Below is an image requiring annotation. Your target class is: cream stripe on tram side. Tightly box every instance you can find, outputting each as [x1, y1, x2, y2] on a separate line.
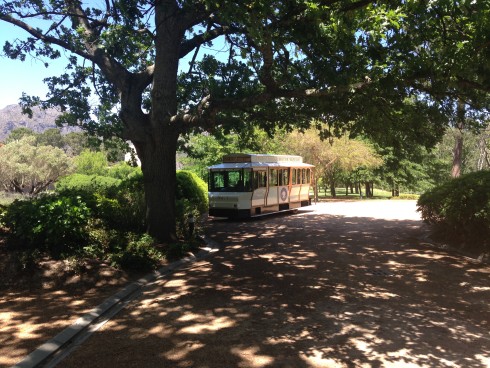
[208, 153, 315, 218]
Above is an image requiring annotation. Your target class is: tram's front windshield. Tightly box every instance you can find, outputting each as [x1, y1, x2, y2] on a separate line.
[209, 169, 252, 192]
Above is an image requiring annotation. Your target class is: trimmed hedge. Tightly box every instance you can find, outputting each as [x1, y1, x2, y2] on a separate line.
[417, 170, 490, 250]
[56, 174, 121, 192]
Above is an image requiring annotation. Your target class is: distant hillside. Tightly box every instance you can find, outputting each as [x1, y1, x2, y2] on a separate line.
[0, 104, 77, 142]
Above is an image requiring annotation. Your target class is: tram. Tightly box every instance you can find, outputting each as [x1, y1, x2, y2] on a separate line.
[208, 153, 315, 218]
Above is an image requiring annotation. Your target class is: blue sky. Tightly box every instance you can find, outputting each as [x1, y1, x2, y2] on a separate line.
[0, 13, 228, 111]
[0, 21, 70, 109]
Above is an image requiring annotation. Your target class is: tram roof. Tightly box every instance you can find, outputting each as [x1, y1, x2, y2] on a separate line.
[208, 153, 314, 170]
[222, 153, 304, 164]
[208, 162, 314, 170]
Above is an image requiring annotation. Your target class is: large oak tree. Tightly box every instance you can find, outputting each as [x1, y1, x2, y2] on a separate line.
[1, 0, 487, 241]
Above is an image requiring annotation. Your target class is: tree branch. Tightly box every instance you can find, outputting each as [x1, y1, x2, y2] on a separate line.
[180, 25, 230, 58]
[456, 76, 490, 94]
[0, 13, 93, 60]
[213, 78, 373, 110]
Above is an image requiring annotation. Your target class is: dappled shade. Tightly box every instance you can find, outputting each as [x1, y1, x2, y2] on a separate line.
[59, 205, 490, 367]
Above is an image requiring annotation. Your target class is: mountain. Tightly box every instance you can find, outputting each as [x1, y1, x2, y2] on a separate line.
[0, 104, 74, 142]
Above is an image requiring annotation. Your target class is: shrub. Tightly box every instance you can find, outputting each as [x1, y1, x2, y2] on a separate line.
[56, 174, 120, 193]
[100, 174, 146, 231]
[105, 162, 141, 180]
[417, 170, 490, 249]
[175, 170, 208, 237]
[176, 170, 208, 213]
[107, 233, 163, 270]
[3, 194, 91, 256]
[56, 173, 145, 232]
[74, 150, 109, 175]
[3, 167, 209, 272]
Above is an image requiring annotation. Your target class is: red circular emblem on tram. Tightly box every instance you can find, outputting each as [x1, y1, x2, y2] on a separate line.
[280, 187, 288, 201]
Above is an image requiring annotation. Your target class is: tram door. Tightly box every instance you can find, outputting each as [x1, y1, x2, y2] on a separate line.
[252, 170, 267, 208]
[265, 168, 290, 206]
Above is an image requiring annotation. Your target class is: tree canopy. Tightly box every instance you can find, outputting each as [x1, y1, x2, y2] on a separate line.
[0, 136, 73, 195]
[1, 0, 488, 241]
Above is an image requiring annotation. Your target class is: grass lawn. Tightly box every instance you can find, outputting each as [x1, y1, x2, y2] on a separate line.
[312, 187, 419, 200]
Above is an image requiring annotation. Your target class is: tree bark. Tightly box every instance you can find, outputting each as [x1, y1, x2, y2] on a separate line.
[365, 182, 371, 197]
[129, 2, 185, 242]
[136, 128, 179, 242]
[451, 99, 465, 178]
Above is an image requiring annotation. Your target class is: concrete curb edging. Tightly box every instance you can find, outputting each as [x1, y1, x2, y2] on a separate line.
[12, 237, 222, 368]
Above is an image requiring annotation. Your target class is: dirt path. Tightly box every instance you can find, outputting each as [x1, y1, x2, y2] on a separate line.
[53, 200, 489, 368]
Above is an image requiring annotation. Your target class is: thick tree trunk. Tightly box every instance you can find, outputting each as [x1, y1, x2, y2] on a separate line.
[135, 2, 184, 242]
[365, 182, 371, 197]
[330, 180, 336, 197]
[451, 99, 465, 178]
[137, 129, 179, 242]
[477, 135, 490, 170]
[451, 132, 463, 178]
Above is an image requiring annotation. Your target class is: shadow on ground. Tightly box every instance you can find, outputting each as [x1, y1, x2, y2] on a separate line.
[59, 210, 490, 367]
[0, 256, 136, 367]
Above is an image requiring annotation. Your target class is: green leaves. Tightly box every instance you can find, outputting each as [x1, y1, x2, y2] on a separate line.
[3, 195, 91, 255]
[0, 136, 74, 195]
[417, 170, 490, 249]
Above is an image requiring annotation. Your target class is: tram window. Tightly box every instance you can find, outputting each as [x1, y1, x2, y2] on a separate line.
[279, 169, 289, 186]
[253, 171, 267, 189]
[295, 169, 302, 184]
[210, 169, 252, 192]
[306, 169, 311, 183]
[211, 173, 224, 189]
[269, 169, 278, 186]
[243, 170, 252, 191]
[292, 169, 296, 185]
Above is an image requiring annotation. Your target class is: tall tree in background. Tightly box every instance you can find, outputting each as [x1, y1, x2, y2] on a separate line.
[0, 136, 73, 194]
[284, 128, 382, 197]
[400, 1, 490, 178]
[1, 0, 485, 241]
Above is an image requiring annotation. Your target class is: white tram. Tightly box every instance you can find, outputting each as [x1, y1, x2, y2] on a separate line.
[208, 153, 315, 218]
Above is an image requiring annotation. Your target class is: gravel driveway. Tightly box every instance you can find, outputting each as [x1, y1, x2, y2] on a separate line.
[56, 200, 490, 367]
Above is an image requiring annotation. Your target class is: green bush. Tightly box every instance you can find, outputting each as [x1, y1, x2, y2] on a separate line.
[105, 162, 141, 180]
[100, 174, 146, 232]
[74, 150, 109, 176]
[176, 170, 208, 213]
[107, 233, 163, 270]
[417, 170, 490, 249]
[175, 170, 208, 237]
[3, 195, 91, 256]
[56, 174, 121, 193]
[2, 168, 209, 271]
[56, 173, 145, 232]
